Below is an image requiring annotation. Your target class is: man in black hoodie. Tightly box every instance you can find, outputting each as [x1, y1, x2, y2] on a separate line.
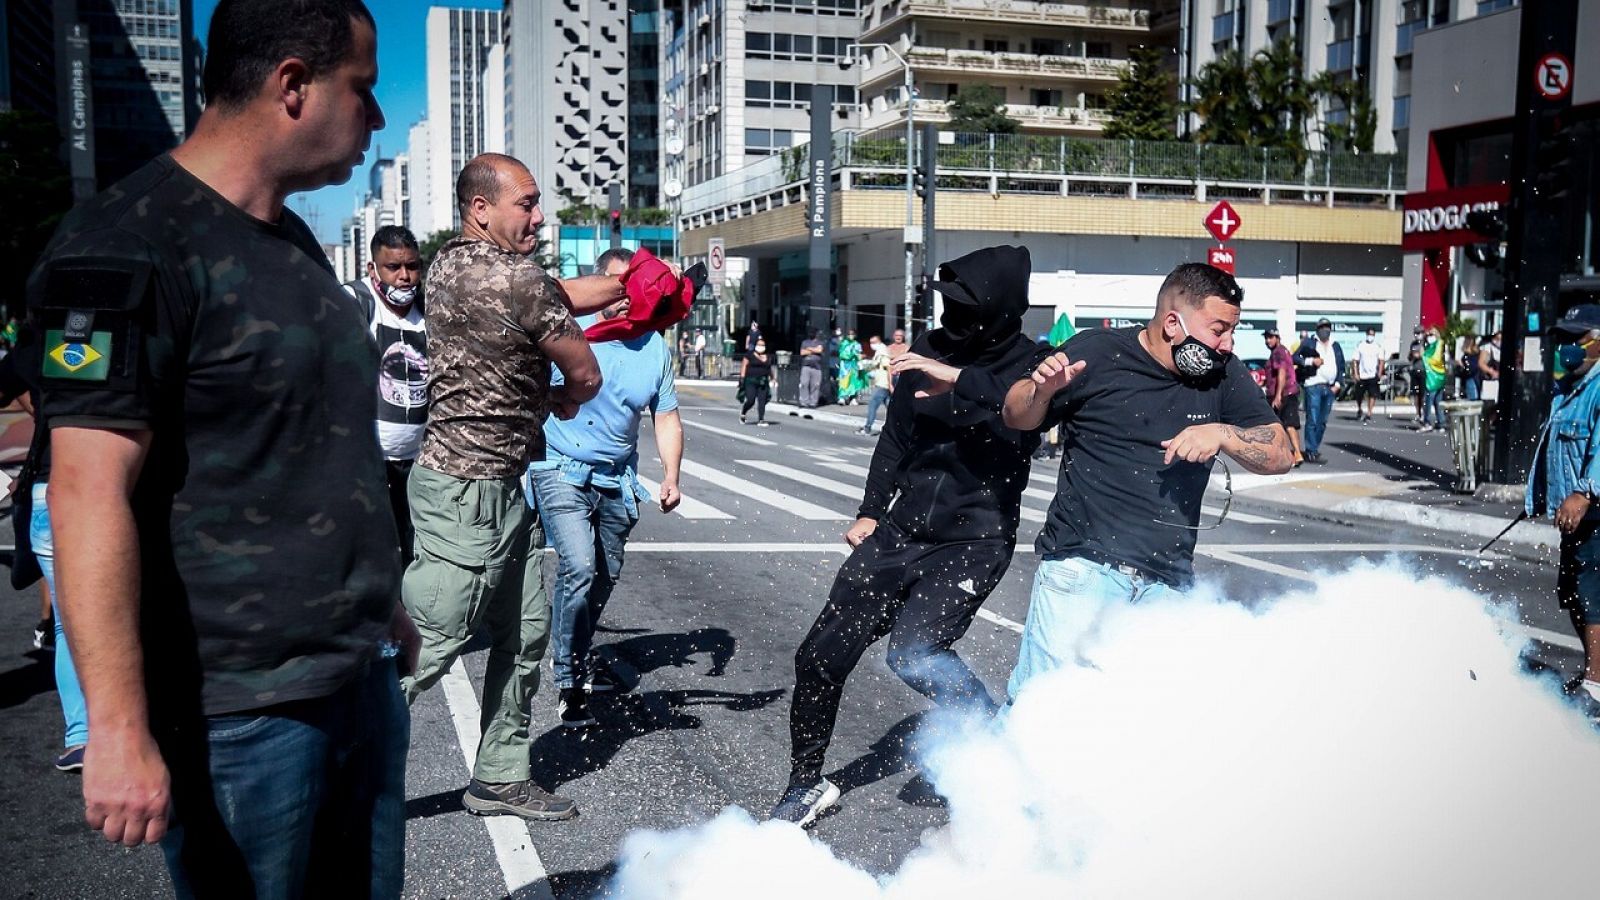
[770, 246, 1043, 827]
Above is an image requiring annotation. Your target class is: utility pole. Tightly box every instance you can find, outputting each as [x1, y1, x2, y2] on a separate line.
[919, 122, 938, 329]
[1489, 0, 1580, 485]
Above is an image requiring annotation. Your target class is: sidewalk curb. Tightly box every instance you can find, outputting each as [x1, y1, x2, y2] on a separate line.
[1328, 497, 1557, 550]
[1223, 494, 1555, 565]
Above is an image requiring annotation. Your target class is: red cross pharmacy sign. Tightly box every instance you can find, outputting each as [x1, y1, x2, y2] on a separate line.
[1204, 201, 1241, 243]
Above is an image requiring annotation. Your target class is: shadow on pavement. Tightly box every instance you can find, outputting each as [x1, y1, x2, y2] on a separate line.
[607, 627, 737, 680]
[538, 864, 616, 898]
[1327, 441, 1456, 487]
[531, 686, 786, 792]
[827, 712, 927, 797]
[0, 651, 56, 711]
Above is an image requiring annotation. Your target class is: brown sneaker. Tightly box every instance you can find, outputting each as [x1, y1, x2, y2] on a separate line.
[463, 779, 578, 821]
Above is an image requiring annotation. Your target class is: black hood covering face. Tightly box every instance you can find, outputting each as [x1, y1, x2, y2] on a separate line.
[910, 245, 1038, 432]
[925, 245, 1032, 367]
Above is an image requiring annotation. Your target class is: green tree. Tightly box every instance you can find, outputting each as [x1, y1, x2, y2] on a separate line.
[1247, 38, 1318, 155]
[946, 86, 1020, 135]
[1103, 45, 1178, 141]
[0, 111, 72, 319]
[1187, 49, 1255, 145]
[1311, 73, 1377, 154]
[1187, 39, 1318, 158]
[418, 228, 454, 271]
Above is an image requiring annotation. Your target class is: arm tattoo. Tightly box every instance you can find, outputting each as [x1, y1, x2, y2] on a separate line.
[1226, 424, 1277, 445]
[1225, 424, 1284, 469]
[550, 314, 584, 342]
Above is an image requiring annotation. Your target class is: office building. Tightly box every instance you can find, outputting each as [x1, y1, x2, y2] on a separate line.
[1, 0, 57, 118]
[504, 0, 632, 217]
[423, 5, 504, 234]
[407, 117, 434, 239]
[661, 0, 863, 193]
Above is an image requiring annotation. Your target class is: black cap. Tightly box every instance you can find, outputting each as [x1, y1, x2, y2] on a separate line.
[1316, 318, 1333, 329]
[1263, 328, 1280, 338]
[1552, 305, 1600, 334]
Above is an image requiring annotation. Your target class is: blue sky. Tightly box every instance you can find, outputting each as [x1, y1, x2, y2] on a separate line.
[195, 0, 502, 242]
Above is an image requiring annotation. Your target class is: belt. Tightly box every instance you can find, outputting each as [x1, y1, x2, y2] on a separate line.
[1066, 548, 1165, 587]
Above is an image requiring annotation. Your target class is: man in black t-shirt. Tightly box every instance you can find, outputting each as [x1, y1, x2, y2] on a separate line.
[901, 264, 1292, 700]
[28, 2, 415, 894]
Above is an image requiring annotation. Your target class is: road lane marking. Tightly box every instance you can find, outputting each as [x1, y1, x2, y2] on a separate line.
[735, 459, 869, 502]
[977, 608, 1025, 633]
[802, 459, 1049, 523]
[1196, 548, 1584, 652]
[629, 542, 852, 553]
[681, 419, 777, 446]
[440, 661, 553, 898]
[636, 475, 734, 520]
[679, 459, 850, 520]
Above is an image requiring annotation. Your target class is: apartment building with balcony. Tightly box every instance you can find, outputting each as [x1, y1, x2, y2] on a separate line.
[660, 0, 864, 195]
[852, 0, 1176, 136]
[1187, 0, 1526, 156]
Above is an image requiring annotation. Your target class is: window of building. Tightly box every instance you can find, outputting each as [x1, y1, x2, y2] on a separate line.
[1086, 41, 1113, 58]
[1393, 95, 1410, 130]
[1030, 88, 1064, 107]
[1032, 38, 1065, 56]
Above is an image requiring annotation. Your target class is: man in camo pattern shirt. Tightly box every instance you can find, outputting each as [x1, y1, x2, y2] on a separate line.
[402, 153, 614, 821]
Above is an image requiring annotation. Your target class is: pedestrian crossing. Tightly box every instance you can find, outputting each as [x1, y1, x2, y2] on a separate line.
[639, 444, 1276, 529]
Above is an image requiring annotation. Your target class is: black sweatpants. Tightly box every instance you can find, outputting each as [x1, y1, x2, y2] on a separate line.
[386, 458, 415, 567]
[788, 519, 1012, 785]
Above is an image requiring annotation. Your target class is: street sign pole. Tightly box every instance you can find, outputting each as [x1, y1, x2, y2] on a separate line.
[1490, 0, 1580, 486]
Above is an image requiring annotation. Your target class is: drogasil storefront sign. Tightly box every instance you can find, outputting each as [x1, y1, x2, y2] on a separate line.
[1401, 184, 1510, 252]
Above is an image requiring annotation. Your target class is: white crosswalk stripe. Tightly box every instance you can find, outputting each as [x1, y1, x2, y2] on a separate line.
[678, 459, 850, 520]
[636, 476, 734, 520]
[681, 419, 776, 446]
[802, 459, 1048, 523]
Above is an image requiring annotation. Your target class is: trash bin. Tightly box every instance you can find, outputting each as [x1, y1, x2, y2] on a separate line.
[1443, 400, 1485, 494]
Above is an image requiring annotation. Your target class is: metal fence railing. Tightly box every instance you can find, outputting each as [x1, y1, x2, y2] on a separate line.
[678, 130, 1405, 227]
[840, 131, 1404, 190]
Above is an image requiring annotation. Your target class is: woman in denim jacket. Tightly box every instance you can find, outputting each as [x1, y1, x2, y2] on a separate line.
[1528, 305, 1600, 708]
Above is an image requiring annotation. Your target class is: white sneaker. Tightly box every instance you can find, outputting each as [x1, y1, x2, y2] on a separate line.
[770, 778, 840, 827]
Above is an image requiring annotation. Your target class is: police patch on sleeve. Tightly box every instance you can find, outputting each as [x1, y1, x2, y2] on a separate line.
[43, 329, 113, 381]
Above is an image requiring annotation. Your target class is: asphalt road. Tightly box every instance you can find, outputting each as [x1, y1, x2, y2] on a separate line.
[0, 384, 1577, 898]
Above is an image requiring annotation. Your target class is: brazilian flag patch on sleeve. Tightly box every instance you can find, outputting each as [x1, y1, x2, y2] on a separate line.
[43, 329, 113, 381]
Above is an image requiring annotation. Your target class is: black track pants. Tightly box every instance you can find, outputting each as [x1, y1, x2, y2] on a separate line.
[787, 520, 1012, 785]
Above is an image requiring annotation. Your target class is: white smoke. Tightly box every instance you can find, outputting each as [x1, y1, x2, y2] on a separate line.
[611, 563, 1600, 899]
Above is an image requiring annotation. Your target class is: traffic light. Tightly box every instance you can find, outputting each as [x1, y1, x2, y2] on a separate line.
[913, 170, 929, 199]
[1464, 208, 1506, 270]
[607, 183, 623, 249]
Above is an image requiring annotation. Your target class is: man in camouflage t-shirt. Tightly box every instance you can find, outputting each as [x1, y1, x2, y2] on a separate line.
[402, 153, 604, 821]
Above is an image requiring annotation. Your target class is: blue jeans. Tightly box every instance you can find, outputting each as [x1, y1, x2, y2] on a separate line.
[863, 386, 891, 432]
[1302, 384, 1334, 454]
[532, 469, 640, 690]
[32, 482, 88, 748]
[1423, 388, 1444, 427]
[1463, 378, 1480, 401]
[1009, 557, 1179, 701]
[160, 661, 409, 898]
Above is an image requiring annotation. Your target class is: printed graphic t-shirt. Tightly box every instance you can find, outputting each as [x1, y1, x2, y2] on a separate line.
[345, 279, 429, 460]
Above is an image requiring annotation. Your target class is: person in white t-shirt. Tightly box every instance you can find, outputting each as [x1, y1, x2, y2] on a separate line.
[1353, 328, 1385, 423]
[1480, 330, 1502, 403]
[344, 225, 429, 564]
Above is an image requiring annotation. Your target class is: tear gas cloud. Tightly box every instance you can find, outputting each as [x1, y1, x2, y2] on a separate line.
[612, 563, 1600, 899]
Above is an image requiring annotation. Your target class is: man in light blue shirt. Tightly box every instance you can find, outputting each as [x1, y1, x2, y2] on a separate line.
[528, 248, 684, 728]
